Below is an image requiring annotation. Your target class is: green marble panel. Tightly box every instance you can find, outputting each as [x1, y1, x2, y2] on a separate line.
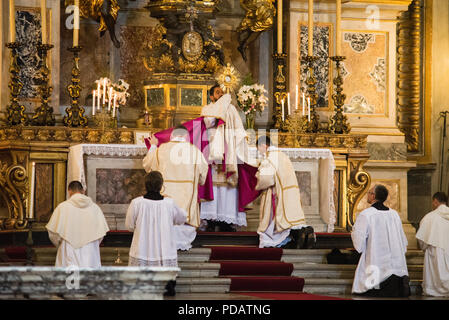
[181, 88, 203, 106]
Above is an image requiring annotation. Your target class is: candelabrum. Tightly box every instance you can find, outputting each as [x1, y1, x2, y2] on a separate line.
[31, 44, 55, 126]
[274, 91, 290, 132]
[288, 109, 309, 147]
[329, 56, 351, 134]
[304, 55, 320, 133]
[64, 46, 88, 127]
[92, 100, 118, 131]
[5, 42, 28, 126]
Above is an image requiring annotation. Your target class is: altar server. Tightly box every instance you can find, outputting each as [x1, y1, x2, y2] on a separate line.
[351, 185, 410, 297]
[143, 125, 208, 250]
[46, 181, 109, 268]
[126, 171, 187, 267]
[255, 136, 308, 248]
[416, 192, 449, 297]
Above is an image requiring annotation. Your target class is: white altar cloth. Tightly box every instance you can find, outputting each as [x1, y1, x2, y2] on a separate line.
[67, 144, 336, 232]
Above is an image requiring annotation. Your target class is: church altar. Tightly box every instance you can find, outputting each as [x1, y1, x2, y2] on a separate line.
[67, 144, 337, 233]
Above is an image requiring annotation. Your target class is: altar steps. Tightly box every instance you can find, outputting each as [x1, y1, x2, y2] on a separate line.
[32, 247, 425, 296]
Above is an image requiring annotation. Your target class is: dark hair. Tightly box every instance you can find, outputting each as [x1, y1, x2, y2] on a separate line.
[256, 136, 271, 147]
[209, 84, 221, 97]
[172, 124, 188, 137]
[433, 192, 448, 204]
[374, 185, 389, 203]
[68, 181, 84, 192]
[145, 171, 164, 193]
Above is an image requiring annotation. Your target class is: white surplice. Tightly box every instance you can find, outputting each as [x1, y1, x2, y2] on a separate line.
[125, 196, 187, 267]
[416, 204, 449, 297]
[46, 193, 109, 268]
[351, 206, 409, 294]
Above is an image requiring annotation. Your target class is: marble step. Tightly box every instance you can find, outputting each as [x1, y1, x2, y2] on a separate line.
[176, 277, 231, 293]
[302, 278, 423, 296]
[291, 263, 423, 280]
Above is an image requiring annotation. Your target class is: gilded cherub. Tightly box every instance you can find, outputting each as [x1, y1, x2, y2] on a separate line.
[237, 0, 276, 61]
[65, 0, 121, 48]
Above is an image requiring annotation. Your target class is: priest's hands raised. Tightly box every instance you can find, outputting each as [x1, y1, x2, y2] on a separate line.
[149, 134, 159, 146]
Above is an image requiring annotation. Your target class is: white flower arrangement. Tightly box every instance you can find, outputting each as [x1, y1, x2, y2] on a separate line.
[237, 83, 268, 115]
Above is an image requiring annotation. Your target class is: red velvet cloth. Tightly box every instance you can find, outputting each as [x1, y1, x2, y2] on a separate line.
[229, 276, 305, 292]
[219, 261, 294, 276]
[209, 247, 283, 261]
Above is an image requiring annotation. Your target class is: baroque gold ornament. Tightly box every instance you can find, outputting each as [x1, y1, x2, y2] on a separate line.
[182, 31, 204, 61]
[215, 63, 241, 93]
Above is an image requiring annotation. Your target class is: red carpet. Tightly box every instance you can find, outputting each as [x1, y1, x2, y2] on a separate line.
[236, 292, 350, 300]
[219, 261, 293, 276]
[229, 276, 305, 292]
[210, 246, 283, 261]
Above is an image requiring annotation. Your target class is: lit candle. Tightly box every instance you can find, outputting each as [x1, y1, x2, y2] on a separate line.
[295, 85, 299, 110]
[29, 162, 36, 219]
[307, 97, 311, 122]
[277, 0, 283, 54]
[336, 0, 342, 56]
[9, 0, 16, 43]
[281, 99, 285, 121]
[73, 0, 80, 47]
[302, 93, 306, 116]
[92, 90, 96, 115]
[308, 0, 314, 56]
[287, 93, 291, 115]
[103, 79, 107, 105]
[108, 87, 113, 111]
[97, 81, 101, 110]
[41, 0, 47, 44]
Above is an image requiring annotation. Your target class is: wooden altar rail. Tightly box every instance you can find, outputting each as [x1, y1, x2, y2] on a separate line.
[0, 126, 370, 232]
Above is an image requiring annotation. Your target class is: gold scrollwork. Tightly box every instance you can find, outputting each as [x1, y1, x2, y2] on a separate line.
[347, 159, 371, 229]
[0, 161, 28, 230]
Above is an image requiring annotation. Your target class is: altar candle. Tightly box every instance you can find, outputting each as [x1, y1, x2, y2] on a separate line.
[103, 79, 107, 105]
[9, 0, 16, 43]
[287, 93, 291, 115]
[41, 0, 47, 44]
[73, 0, 80, 47]
[302, 93, 305, 116]
[281, 99, 285, 122]
[336, 0, 342, 56]
[307, 97, 311, 122]
[108, 87, 113, 111]
[277, 0, 283, 54]
[97, 82, 101, 109]
[308, 0, 314, 56]
[92, 90, 96, 115]
[29, 162, 36, 219]
[295, 85, 299, 110]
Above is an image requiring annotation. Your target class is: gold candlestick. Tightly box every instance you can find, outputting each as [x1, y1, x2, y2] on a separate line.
[304, 55, 319, 133]
[64, 46, 88, 127]
[31, 44, 55, 126]
[329, 56, 351, 134]
[5, 42, 28, 126]
[288, 109, 309, 147]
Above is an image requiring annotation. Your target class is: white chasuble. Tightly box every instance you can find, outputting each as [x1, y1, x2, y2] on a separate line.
[255, 148, 306, 240]
[46, 193, 109, 268]
[142, 140, 208, 228]
[416, 204, 449, 296]
[351, 207, 409, 294]
[126, 197, 187, 266]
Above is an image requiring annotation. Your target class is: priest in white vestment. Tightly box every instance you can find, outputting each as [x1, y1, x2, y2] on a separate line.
[351, 185, 410, 297]
[142, 125, 209, 250]
[255, 136, 308, 248]
[126, 171, 187, 267]
[416, 192, 449, 297]
[200, 84, 250, 231]
[46, 181, 109, 268]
